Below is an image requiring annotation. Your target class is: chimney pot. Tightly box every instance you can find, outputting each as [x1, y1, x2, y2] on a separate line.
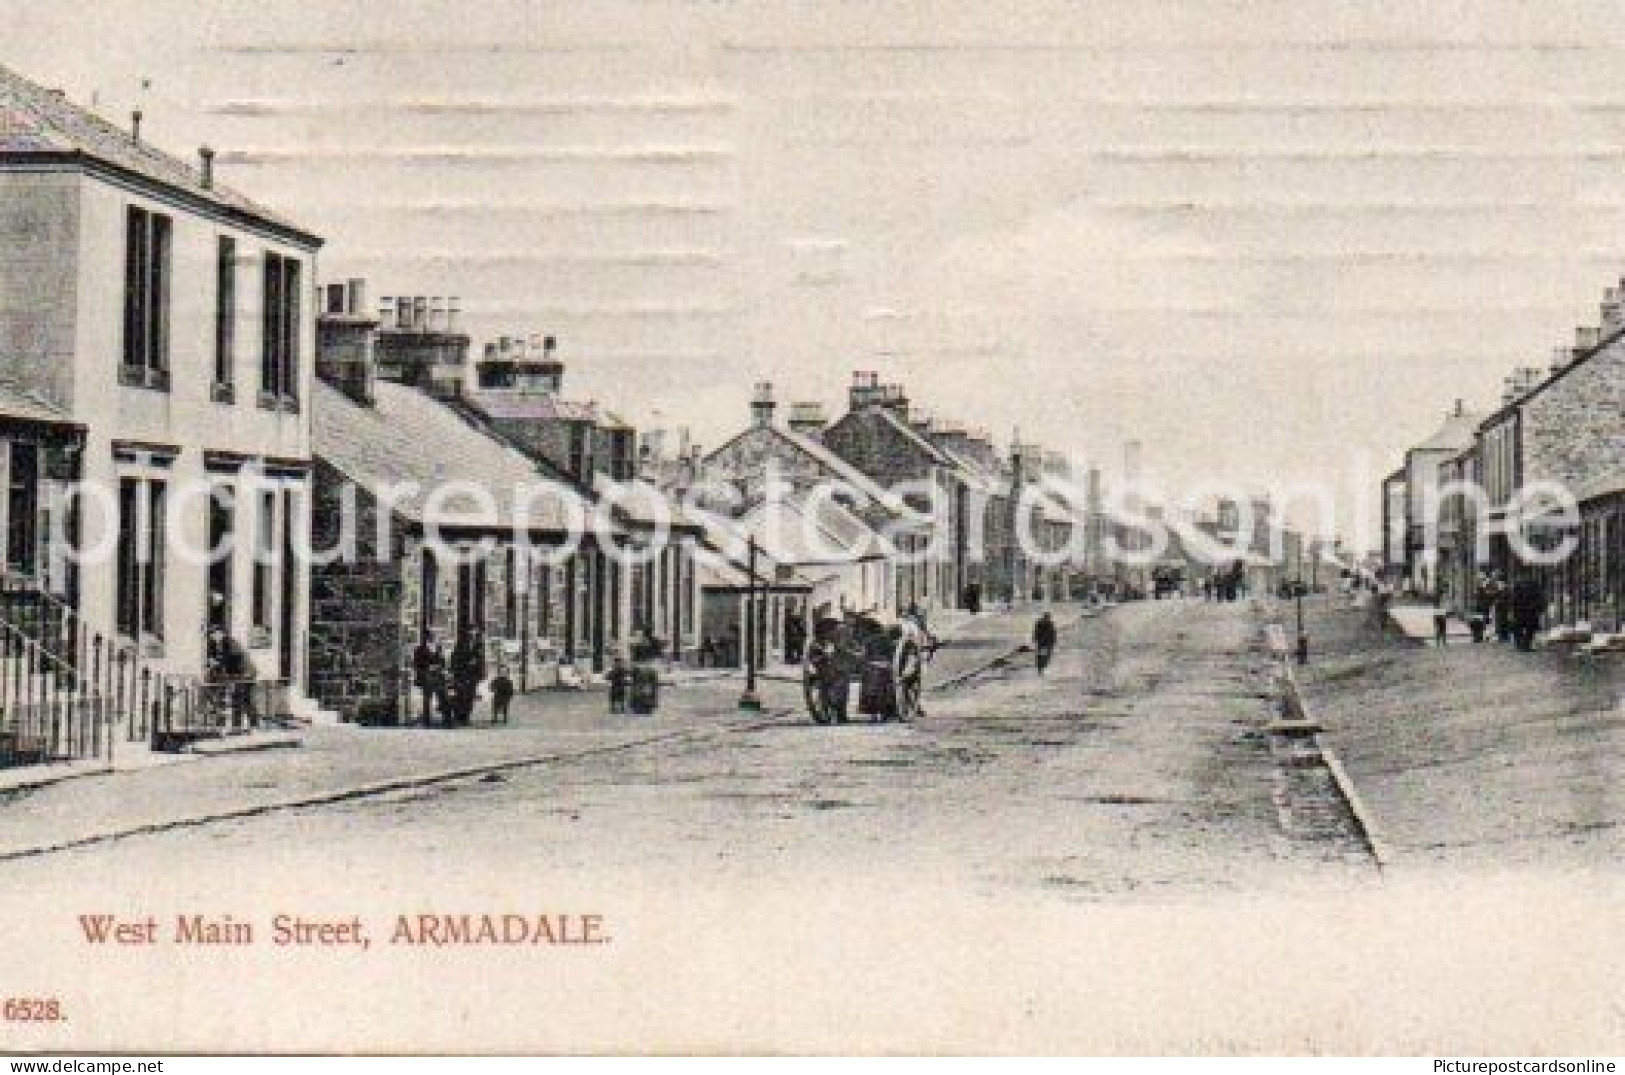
[750, 382, 777, 427]
[130, 109, 143, 143]
[198, 145, 215, 189]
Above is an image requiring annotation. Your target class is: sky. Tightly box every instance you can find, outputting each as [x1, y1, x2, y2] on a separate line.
[8, 1, 1625, 549]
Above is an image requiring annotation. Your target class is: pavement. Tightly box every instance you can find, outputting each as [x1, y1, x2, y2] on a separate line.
[0, 606, 1087, 859]
[0, 674, 801, 860]
[1386, 601, 1476, 644]
[1295, 593, 1625, 869]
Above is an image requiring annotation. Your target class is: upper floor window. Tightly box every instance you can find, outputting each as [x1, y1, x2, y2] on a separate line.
[260, 252, 302, 410]
[121, 207, 172, 390]
[568, 424, 593, 479]
[213, 236, 237, 402]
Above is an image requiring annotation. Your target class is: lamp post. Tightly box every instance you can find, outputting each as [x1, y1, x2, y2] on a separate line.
[739, 534, 762, 711]
[1295, 573, 1309, 665]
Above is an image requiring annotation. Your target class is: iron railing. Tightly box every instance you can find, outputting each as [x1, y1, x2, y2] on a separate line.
[0, 572, 297, 766]
[0, 619, 118, 769]
[152, 678, 292, 751]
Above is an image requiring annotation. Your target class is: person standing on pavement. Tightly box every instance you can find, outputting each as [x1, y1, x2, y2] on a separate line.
[489, 666, 514, 725]
[412, 633, 447, 726]
[1032, 611, 1057, 676]
[1433, 609, 1449, 647]
[449, 631, 483, 726]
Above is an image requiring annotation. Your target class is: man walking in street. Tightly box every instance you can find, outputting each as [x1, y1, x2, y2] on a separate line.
[1033, 611, 1057, 676]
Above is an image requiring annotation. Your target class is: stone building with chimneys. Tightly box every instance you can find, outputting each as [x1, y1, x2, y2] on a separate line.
[1470, 281, 1625, 629]
[820, 372, 982, 611]
[0, 62, 323, 726]
[701, 381, 933, 615]
[309, 283, 637, 724]
[457, 332, 704, 667]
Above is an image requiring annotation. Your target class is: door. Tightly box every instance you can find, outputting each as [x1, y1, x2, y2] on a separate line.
[278, 488, 297, 682]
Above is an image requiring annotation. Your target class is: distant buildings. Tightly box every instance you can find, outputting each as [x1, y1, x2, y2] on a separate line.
[1385, 277, 1625, 638]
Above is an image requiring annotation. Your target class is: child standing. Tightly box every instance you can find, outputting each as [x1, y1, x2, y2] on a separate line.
[490, 667, 515, 724]
[607, 657, 630, 715]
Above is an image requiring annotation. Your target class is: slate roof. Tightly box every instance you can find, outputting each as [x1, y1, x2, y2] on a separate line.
[0, 383, 76, 427]
[472, 391, 601, 424]
[592, 473, 703, 533]
[1411, 409, 1483, 455]
[738, 489, 895, 566]
[872, 407, 956, 469]
[762, 425, 930, 524]
[686, 504, 813, 591]
[1574, 468, 1625, 505]
[0, 63, 317, 244]
[314, 381, 598, 534]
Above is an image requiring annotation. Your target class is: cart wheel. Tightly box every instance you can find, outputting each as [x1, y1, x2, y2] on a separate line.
[803, 656, 835, 725]
[892, 638, 923, 722]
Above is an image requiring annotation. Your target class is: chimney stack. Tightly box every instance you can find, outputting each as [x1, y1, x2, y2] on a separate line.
[316, 279, 379, 407]
[1602, 287, 1623, 333]
[130, 109, 142, 144]
[750, 381, 777, 428]
[788, 401, 828, 437]
[198, 145, 215, 189]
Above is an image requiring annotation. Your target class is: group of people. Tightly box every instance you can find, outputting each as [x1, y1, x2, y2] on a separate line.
[1433, 570, 1545, 651]
[411, 630, 515, 727]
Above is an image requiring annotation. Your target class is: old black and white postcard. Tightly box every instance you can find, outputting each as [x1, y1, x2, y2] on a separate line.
[0, 0, 1620, 1058]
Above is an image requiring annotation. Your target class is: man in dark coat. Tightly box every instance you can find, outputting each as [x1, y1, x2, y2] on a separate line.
[1511, 577, 1544, 652]
[454, 631, 489, 725]
[1032, 611, 1058, 676]
[412, 633, 443, 725]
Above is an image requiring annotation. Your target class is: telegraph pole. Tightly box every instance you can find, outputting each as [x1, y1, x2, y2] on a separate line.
[739, 535, 762, 710]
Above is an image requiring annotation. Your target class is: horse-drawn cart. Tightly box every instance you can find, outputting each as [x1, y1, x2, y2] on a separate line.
[802, 613, 933, 725]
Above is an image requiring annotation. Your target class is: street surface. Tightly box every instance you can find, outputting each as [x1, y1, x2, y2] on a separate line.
[3, 600, 1620, 1055]
[1, 601, 1370, 898]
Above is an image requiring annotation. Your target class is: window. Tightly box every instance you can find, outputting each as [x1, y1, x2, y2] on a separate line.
[420, 548, 439, 642]
[207, 485, 235, 633]
[504, 546, 519, 636]
[260, 252, 302, 407]
[116, 478, 166, 639]
[536, 562, 551, 637]
[568, 424, 592, 478]
[121, 207, 171, 388]
[213, 236, 237, 400]
[6, 442, 38, 574]
[456, 558, 487, 637]
[252, 490, 275, 634]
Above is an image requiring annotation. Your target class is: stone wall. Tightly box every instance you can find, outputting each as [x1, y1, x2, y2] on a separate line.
[307, 462, 407, 723]
[0, 172, 78, 409]
[705, 426, 828, 503]
[1523, 338, 1625, 493]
